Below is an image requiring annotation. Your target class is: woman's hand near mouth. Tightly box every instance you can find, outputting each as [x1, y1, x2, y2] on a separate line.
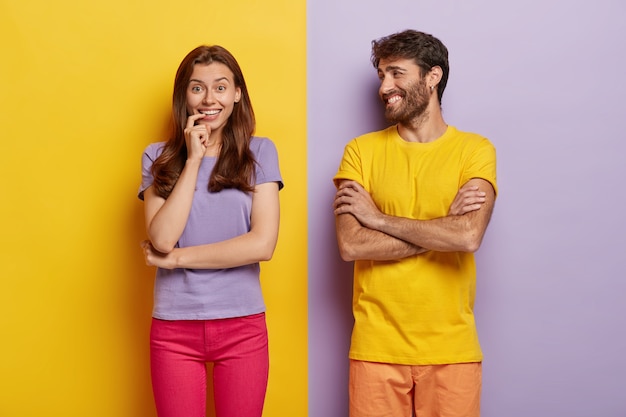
[184, 113, 211, 161]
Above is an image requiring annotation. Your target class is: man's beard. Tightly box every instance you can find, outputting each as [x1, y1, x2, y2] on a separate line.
[384, 79, 429, 125]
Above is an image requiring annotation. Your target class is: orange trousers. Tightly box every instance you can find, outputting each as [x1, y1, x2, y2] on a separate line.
[349, 360, 481, 417]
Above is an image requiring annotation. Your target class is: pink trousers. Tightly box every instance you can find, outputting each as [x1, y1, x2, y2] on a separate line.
[150, 313, 269, 417]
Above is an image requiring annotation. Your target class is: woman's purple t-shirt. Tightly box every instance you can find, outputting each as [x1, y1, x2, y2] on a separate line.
[139, 137, 283, 320]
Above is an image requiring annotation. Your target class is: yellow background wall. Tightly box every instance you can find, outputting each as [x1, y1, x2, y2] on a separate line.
[0, 0, 307, 416]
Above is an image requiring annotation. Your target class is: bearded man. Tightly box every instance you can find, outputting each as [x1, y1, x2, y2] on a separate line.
[333, 29, 498, 417]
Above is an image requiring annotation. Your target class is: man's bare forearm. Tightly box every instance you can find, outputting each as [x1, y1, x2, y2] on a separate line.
[335, 213, 426, 261]
[376, 213, 480, 252]
[376, 180, 495, 252]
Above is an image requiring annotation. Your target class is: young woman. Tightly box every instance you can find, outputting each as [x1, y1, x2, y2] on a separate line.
[138, 45, 283, 417]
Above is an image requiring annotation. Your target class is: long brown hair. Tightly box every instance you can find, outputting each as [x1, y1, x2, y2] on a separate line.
[151, 45, 256, 198]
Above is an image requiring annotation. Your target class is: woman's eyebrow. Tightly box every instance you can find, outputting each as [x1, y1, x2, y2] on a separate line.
[189, 77, 231, 84]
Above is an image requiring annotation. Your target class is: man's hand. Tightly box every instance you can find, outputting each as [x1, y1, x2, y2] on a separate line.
[333, 180, 383, 229]
[448, 184, 486, 216]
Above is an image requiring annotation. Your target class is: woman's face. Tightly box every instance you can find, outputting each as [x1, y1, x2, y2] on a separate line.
[186, 62, 241, 139]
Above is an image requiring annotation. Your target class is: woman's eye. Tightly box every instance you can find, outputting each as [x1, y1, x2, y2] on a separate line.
[217, 85, 226, 92]
[191, 85, 203, 93]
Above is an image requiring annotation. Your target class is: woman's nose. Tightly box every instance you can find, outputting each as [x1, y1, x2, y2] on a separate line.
[202, 90, 214, 104]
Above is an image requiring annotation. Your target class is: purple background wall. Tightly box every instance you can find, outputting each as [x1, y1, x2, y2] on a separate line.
[307, 1, 626, 416]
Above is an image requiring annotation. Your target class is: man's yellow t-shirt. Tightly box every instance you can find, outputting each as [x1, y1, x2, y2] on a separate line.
[334, 125, 497, 365]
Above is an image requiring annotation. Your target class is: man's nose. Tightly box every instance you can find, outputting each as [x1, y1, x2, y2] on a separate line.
[379, 76, 394, 94]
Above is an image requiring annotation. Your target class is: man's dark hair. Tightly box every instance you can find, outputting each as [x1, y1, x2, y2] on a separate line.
[371, 30, 449, 104]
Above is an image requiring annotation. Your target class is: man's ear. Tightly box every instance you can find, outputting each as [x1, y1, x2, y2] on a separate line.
[427, 66, 443, 89]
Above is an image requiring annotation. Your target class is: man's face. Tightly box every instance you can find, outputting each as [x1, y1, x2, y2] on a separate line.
[377, 57, 429, 124]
